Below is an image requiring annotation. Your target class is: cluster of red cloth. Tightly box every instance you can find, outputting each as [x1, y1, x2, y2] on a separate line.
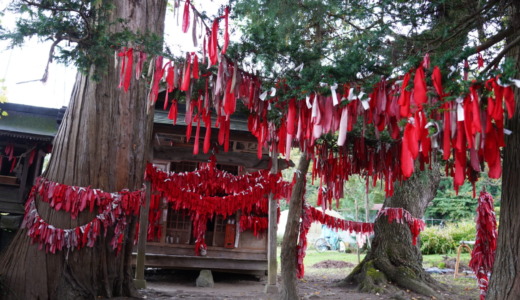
[33, 177, 141, 219]
[3, 144, 17, 173]
[117, 46, 266, 157]
[377, 207, 426, 245]
[1, 143, 38, 174]
[296, 205, 376, 278]
[144, 162, 292, 254]
[239, 215, 268, 237]
[469, 191, 498, 300]
[21, 178, 144, 254]
[288, 65, 515, 209]
[295, 206, 425, 278]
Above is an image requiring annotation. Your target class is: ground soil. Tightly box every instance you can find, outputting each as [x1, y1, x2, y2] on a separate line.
[312, 260, 355, 269]
[109, 261, 479, 300]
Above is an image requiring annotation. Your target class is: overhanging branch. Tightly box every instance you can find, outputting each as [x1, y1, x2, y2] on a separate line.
[16, 38, 61, 84]
[481, 34, 520, 74]
[476, 27, 515, 53]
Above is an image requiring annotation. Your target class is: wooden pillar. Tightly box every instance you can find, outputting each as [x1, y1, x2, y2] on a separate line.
[134, 180, 151, 289]
[265, 146, 279, 294]
[17, 148, 31, 202]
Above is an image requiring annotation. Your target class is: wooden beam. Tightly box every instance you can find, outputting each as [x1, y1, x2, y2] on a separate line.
[153, 146, 293, 170]
[134, 181, 151, 289]
[17, 152, 31, 202]
[153, 124, 258, 143]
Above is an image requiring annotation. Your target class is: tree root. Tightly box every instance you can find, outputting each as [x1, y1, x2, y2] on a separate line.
[341, 258, 445, 299]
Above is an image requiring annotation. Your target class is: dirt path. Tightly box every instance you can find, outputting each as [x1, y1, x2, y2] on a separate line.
[130, 267, 479, 300]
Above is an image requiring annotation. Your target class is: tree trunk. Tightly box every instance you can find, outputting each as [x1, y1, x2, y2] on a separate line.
[342, 164, 442, 298]
[487, 2, 520, 298]
[279, 155, 311, 300]
[0, 1, 167, 299]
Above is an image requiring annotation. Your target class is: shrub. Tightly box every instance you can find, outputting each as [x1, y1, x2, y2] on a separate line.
[420, 220, 476, 255]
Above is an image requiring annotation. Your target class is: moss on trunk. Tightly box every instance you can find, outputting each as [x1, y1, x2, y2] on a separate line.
[342, 164, 444, 298]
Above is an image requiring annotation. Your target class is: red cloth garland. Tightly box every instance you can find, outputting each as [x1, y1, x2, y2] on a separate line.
[33, 177, 142, 219]
[114, 48, 515, 209]
[377, 207, 426, 245]
[21, 179, 144, 254]
[295, 206, 425, 278]
[469, 191, 497, 300]
[145, 162, 292, 254]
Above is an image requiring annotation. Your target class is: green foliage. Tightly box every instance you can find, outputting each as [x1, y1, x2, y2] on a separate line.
[1, 1, 164, 78]
[0, 79, 8, 118]
[230, 0, 509, 89]
[426, 174, 501, 221]
[420, 221, 476, 255]
[281, 147, 384, 221]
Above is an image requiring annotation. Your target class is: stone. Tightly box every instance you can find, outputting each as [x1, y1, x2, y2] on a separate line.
[264, 283, 278, 294]
[196, 270, 214, 288]
[133, 278, 147, 289]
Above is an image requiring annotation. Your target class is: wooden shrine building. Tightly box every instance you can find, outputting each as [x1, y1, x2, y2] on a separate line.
[139, 99, 290, 275]
[0, 101, 289, 275]
[0, 103, 64, 250]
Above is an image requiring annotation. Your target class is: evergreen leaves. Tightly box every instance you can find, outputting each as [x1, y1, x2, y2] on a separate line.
[1, 0, 164, 78]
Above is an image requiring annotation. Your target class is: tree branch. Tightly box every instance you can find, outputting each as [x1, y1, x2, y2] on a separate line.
[16, 38, 61, 84]
[430, 0, 500, 45]
[481, 34, 520, 74]
[476, 26, 514, 52]
[20, 0, 92, 42]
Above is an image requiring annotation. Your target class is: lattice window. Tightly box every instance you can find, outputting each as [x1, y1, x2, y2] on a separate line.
[166, 209, 191, 230]
[170, 161, 197, 173]
[165, 208, 191, 244]
[215, 215, 226, 233]
[217, 164, 239, 175]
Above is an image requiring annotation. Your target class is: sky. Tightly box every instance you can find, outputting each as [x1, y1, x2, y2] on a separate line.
[0, 1, 228, 109]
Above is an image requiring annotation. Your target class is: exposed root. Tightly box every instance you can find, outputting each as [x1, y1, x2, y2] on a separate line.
[341, 258, 445, 299]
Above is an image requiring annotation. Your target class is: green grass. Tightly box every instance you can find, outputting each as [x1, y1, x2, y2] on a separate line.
[276, 247, 478, 298]
[303, 249, 365, 266]
[422, 253, 471, 268]
[274, 247, 478, 297]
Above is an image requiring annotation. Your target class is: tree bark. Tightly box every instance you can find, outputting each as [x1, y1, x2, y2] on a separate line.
[487, 2, 520, 298]
[0, 1, 167, 299]
[279, 155, 311, 300]
[342, 164, 443, 298]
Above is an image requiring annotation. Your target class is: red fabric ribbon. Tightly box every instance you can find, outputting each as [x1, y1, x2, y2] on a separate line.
[413, 65, 427, 110]
[118, 48, 133, 92]
[182, 0, 191, 33]
[181, 54, 192, 92]
[221, 6, 230, 54]
[21, 178, 144, 254]
[469, 191, 497, 300]
[149, 56, 164, 104]
[208, 19, 219, 66]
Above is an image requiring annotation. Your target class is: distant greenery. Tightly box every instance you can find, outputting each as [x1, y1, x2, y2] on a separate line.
[280, 148, 384, 222]
[422, 253, 471, 268]
[425, 174, 501, 222]
[420, 221, 476, 255]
